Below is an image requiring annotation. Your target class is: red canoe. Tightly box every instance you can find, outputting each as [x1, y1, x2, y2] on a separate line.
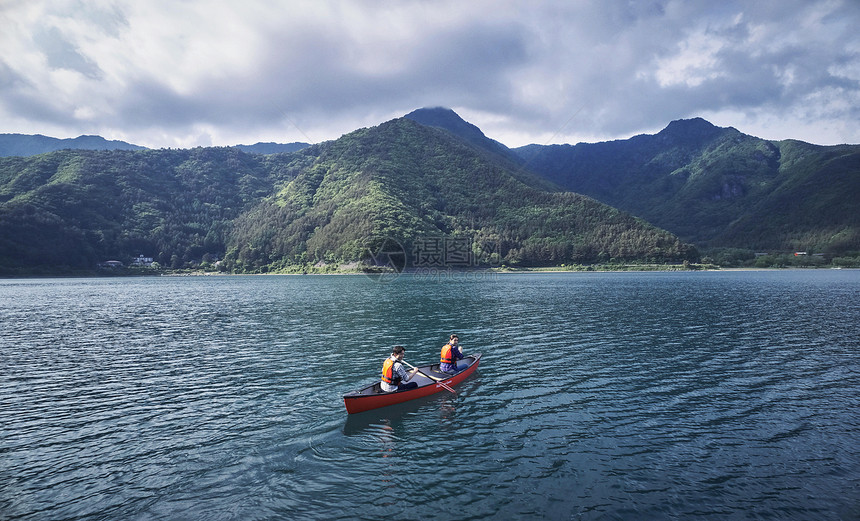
[343, 353, 482, 414]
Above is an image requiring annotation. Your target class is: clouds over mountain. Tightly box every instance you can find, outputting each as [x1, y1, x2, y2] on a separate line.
[1, 1, 858, 148]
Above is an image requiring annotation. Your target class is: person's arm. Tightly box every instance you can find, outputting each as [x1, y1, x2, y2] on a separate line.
[396, 362, 418, 381]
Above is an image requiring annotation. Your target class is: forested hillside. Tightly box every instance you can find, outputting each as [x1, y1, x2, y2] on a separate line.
[515, 118, 860, 258]
[7, 109, 853, 275]
[0, 148, 293, 273]
[223, 118, 695, 272]
[0, 117, 696, 274]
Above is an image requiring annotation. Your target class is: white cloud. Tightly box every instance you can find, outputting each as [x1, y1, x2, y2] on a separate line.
[653, 29, 727, 88]
[1, 0, 858, 148]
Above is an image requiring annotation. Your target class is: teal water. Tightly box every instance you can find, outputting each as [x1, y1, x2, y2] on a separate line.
[1, 271, 859, 520]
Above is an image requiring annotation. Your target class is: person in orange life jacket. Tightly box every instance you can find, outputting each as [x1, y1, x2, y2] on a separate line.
[439, 334, 466, 373]
[381, 345, 420, 392]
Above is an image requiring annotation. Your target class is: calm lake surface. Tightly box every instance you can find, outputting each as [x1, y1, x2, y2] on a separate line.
[2, 271, 859, 520]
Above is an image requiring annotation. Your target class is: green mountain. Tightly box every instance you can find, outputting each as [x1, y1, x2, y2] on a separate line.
[0, 116, 696, 274]
[515, 118, 860, 255]
[223, 117, 695, 272]
[0, 133, 145, 157]
[0, 147, 292, 273]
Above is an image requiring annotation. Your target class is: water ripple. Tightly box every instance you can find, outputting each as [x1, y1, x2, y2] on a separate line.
[2, 272, 859, 520]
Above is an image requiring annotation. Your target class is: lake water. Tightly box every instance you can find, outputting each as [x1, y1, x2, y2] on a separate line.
[1, 270, 859, 520]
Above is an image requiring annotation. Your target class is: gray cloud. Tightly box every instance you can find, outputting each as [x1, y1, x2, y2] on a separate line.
[34, 26, 102, 79]
[0, 0, 858, 147]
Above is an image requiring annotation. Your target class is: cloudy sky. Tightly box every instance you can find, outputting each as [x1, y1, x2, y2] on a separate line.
[2, 0, 859, 149]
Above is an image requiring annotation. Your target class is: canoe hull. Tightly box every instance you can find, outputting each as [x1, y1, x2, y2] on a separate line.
[343, 353, 481, 414]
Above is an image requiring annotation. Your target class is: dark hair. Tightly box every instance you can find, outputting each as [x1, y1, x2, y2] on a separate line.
[450, 334, 459, 340]
[392, 345, 405, 355]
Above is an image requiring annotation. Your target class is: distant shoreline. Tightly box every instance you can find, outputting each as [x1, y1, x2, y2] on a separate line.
[2, 264, 856, 279]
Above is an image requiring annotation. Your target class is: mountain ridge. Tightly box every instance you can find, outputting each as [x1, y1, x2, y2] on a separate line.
[0, 133, 314, 157]
[513, 119, 860, 257]
[0, 133, 146, 157]
[0, 115, 697, 274]
[232, 142, 311, 154]
[223, 117, 695, 271]
[1, 108, 857, 273]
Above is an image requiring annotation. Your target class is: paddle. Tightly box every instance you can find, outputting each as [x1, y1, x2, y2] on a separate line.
[399, 359, 457, 394]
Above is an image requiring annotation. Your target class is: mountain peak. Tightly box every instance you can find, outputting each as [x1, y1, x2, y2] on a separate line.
[403, 106, 521, 166]
[658, 118, 724, 142]
[404, 107, 486, 139]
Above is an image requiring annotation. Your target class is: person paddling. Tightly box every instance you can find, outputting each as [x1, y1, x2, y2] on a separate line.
[439, 334, 466, 373]
[381, 345, 420, 392]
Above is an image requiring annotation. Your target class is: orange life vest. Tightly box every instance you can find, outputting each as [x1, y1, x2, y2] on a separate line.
[440, 343, 456, 365]
[382, 358, 401, 385]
